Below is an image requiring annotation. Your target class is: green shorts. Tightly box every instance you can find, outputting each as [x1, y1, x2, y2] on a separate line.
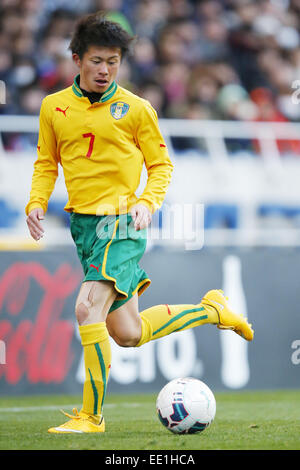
[70, 213, 151, 313]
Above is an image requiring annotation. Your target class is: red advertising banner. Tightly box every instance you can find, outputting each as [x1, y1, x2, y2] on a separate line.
[0, 248, 299, 395]
[0, 253, 82, 392]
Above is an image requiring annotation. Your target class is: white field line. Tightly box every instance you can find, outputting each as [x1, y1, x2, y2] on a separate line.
[0, 403, 142, 413]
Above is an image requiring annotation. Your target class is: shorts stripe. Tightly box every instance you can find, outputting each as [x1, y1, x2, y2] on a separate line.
[101, 218, 128, 298]
[131, 278, 151, 297]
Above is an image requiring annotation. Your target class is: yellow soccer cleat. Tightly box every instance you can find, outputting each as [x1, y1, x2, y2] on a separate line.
[201, 289, 254, 341]
[48, 408, 105, 434]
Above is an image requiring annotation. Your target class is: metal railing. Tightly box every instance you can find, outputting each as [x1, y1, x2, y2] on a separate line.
[1, 115, 300, 248]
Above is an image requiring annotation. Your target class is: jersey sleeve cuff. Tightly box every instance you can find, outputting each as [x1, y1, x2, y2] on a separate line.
[136, 199, 158, 214]
[25, 202, 46, 216]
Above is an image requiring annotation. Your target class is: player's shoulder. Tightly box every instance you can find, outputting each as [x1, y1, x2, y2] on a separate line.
[42, 86, 73, 107]
[116, 85, 154, 113]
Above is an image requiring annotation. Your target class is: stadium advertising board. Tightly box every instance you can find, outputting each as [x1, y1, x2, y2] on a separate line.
[0, 248, 299, 395]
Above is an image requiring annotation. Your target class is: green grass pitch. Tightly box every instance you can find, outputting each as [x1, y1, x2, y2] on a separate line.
[0, 390, 299, 450]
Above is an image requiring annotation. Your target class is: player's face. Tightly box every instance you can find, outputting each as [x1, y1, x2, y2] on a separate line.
[73, 45, 122, 93]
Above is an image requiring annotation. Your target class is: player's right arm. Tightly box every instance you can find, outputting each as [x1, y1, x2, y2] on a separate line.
[26, 207, 45, 241]
[25, 98, 59, 241]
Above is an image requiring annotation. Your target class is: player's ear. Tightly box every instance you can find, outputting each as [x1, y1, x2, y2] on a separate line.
[72, 53, 81, 68]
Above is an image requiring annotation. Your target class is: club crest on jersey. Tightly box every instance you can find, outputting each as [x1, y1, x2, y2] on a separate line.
[110, 102, 130, 120]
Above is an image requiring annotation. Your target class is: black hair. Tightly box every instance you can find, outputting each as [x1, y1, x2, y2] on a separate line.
[69, 11, 135, 59]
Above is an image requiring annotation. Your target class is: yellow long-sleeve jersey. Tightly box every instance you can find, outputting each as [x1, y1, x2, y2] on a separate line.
[25, 75, 173, 216]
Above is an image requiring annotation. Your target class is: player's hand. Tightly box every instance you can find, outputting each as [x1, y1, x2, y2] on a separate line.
[130, 203, 152, 231]
[26, 208, 45, 241]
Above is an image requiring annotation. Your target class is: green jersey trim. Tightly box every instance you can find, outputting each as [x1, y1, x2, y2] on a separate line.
[72, 74, 117, 102]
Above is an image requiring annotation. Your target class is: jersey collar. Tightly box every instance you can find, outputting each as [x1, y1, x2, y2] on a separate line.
[72, 74, 118, 102]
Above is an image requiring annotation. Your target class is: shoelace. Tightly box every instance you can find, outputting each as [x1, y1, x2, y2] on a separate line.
[60, 408, 104, 425]
[60, 408, 82, 420]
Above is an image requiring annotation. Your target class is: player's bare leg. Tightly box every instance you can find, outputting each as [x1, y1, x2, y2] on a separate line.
[75, 280, 117, 325]
[106, 294, 142, 347]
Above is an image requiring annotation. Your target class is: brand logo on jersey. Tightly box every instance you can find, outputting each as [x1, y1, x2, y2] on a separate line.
[110, 102, 129, 120]
[55, 106, 69, 117]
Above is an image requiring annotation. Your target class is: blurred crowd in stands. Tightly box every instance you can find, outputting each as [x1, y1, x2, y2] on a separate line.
[1, 0, 300, 151]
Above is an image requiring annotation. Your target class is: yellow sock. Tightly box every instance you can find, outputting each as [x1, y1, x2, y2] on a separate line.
[136, 302, 218, 347]
[79, 322, 111, 423]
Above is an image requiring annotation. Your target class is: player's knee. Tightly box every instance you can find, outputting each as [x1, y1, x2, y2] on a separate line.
[75, 302, 90, 325]
[112, 330, 141, 348]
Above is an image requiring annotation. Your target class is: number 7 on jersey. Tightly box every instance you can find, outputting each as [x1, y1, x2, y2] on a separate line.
[82, 133, 95, 158]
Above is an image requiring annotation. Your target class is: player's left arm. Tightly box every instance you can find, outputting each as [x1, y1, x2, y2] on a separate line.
[130, 203, 152, 231]
[134, 102, 173, 226]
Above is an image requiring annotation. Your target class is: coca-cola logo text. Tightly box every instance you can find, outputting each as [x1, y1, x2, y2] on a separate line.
[0, 262, 81, 384]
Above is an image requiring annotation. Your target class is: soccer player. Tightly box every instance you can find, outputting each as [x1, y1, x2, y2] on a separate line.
[25, 12, 254, 434]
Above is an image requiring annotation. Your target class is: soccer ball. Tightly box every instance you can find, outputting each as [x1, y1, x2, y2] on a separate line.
[156, 377, 216, 434]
